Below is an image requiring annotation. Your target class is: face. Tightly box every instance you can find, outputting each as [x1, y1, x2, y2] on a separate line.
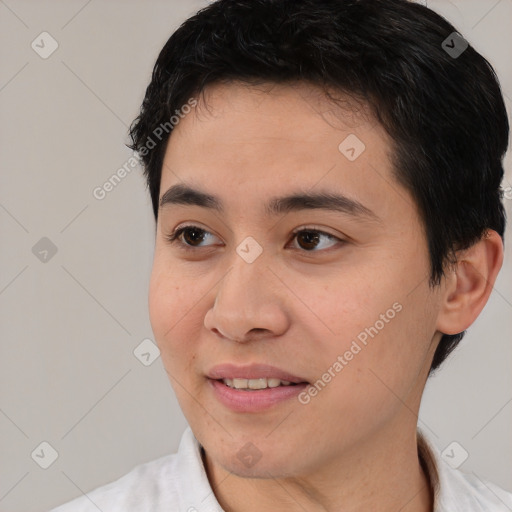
[149, 81, 444, 478]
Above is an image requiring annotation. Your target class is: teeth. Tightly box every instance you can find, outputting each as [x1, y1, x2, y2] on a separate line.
[267, 378, 282, 388]
[222, 377, 296, 390]
[233, 378, 248, 388]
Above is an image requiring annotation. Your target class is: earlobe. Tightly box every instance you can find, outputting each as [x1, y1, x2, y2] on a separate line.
[436, 230, 504, 335]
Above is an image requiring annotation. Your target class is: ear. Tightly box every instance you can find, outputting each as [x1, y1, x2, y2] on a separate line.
[436, 230, 504, 335]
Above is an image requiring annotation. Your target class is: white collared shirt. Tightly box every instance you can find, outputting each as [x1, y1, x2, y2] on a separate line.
[50, 426, 512, 512]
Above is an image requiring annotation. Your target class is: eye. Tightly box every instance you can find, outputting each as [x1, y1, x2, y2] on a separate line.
[165, 225, 218, 251]
[289, 226, 342, 252]
[165, 225, 344, 253]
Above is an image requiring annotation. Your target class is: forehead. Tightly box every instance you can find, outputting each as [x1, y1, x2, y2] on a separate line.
[186, 80, 378, 147]
[160, 81, 416, 227]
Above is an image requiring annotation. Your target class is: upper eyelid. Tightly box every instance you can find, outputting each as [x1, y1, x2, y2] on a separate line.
[173, 223, 340, 236]
[169, 224, 343, 245]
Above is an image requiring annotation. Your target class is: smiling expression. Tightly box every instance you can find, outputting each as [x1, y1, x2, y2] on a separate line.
[148, 81, 445, 478]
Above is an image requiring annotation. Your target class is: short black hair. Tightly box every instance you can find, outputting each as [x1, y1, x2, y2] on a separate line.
[128, 0, 509, 374]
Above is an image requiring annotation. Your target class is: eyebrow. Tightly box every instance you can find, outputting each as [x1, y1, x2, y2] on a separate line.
[159, 183, 380, 222]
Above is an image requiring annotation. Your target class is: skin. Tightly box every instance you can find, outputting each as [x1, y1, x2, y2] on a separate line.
[148, 81, 503, 512]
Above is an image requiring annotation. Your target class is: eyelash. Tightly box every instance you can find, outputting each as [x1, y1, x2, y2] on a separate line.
[164, 224, 344, 254]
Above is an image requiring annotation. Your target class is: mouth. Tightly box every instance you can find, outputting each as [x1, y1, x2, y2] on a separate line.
[207, 362, 309, 386]
[219, 377, 300, 390]
[206, 363, 310, 412]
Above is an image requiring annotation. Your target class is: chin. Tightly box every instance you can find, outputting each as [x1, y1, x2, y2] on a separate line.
[214, 449, 300, 480]
[203, 431, 310, 479]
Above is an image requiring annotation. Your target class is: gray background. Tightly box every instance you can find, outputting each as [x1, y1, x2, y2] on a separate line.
[0, 1, 511, 511]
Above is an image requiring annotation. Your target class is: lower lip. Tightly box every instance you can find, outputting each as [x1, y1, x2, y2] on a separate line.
[208, 378, 309, 412]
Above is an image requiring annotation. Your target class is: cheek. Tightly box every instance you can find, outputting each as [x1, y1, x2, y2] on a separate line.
[148, 261, 194, 361]
[148, 266, 173, 342]
[299, 268, 396, 351]
[148, 264, 203, 408]
[300, 261, 436, 410]
[324, 289, 438, 415]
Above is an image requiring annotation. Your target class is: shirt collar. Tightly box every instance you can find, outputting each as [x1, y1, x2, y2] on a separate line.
[176, 426, 225, 511]
[418, 430, 442, 510]
[417, 429, 501, 512]
[178, 426, 487, 512]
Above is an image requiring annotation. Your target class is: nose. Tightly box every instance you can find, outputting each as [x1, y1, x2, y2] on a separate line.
[203, 252, 290, 344]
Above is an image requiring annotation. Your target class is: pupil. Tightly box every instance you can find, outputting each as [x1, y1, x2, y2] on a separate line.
[299, 231, 319, 250]
[185, 228, 204, 245]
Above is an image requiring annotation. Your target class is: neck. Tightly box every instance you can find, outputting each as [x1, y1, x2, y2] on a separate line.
[202, 420, 434, 512]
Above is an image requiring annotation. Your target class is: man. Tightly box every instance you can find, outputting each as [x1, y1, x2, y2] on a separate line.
[51, 0, 511, 510]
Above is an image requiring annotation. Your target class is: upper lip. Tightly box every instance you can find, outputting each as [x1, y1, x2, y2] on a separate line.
[207, 363, 309, 384]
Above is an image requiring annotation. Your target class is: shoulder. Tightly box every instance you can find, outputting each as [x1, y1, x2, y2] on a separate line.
[418, 432, 512, 512]
[438, 461, 512, 512]
[48, 451, 182, 512]
[48, 427, 224, 512]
